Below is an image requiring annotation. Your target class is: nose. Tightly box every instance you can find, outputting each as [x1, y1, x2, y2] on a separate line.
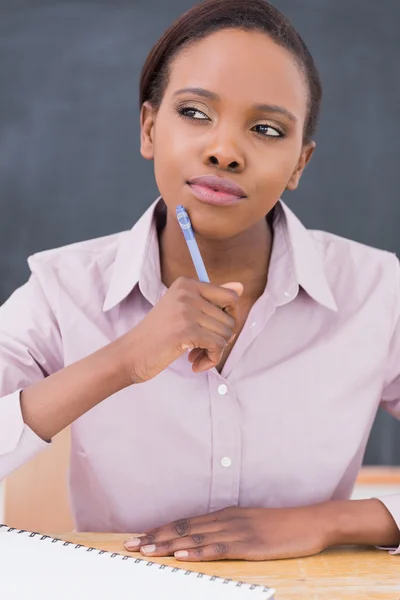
[202, 126, 245, 173]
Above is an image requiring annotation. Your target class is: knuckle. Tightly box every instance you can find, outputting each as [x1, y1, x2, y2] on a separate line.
[215, 335, 227, 350]
[174, 276, 189, 289]
[158, 540, 172, 551]
[191, 534, 205, 545]
[175, 289, 191, 305]
[224, 289, 238, 304]
[177, 327, 200, 353]
[173, 518, 191, 537]
[145, 534, 156, 545]
[222, 325, 233, 340]
[213, 542, 228, 556]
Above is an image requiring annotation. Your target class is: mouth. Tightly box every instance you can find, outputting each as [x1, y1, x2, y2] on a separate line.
[186, 175, 247, 207]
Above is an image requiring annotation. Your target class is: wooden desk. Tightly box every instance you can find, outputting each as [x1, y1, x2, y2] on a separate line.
[55, 533, 400, 600]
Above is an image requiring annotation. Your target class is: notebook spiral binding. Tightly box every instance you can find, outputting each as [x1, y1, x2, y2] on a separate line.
[0, 525, 272, 595]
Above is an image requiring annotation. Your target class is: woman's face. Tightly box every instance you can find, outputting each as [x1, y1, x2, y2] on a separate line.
[141, 28, 315, 240]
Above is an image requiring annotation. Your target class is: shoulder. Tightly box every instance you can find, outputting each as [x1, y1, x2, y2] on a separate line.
[28, 230, 126, 270]
[310, 228, 399, 310]
[311, 228, 396, 267]
[26, 230, 129, 306]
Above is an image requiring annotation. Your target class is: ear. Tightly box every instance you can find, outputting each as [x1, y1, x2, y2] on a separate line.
[140, 101, 157, 160]
[286, 141, 316, 191]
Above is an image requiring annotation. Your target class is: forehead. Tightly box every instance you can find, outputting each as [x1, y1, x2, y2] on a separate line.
[167, 28, 308, 120]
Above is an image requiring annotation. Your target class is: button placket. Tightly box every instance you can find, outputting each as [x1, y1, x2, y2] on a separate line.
[208, 373, 241, 512]
[221, 297, 275, 379]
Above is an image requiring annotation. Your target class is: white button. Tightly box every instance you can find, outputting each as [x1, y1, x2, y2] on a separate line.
[218, 384, 228, 396]
[249, 321, 256, 329]
[284, 291, 290, 297]
[221, 456, 232, 468]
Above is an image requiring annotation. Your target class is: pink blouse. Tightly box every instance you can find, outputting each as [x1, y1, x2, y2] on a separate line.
[0, 198, 399, 553]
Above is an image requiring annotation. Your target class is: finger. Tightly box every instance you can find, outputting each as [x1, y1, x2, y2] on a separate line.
[196, 313, 233, 343]
[220, 282, 244, 296]
[196, 298, 236, 330]
[148, 507, 231, 535]
[146, 511, 222, 543]
[188, 344, 237, 366]
[218, 285, 241, 335]
[197, 282, 242, 322]
[192, 350, 218, 373]
[174, 541, 247, 562]
[190, 330, 228, 369]
[124, 513, 223, 551]
[187, 347, 203, 363]
[139, 530, 229, 558]
[142, 517, 221, 546]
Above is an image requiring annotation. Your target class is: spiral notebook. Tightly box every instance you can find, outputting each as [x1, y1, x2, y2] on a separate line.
[0, 525, 275, 600]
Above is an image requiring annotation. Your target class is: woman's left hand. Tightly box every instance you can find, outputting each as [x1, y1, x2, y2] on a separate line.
[124, 505, 334, 561]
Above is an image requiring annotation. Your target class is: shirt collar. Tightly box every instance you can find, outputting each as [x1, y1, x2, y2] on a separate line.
[103, 197, 338, 313]
[270, 201, 337, 311]
[102, 197, 162, 312]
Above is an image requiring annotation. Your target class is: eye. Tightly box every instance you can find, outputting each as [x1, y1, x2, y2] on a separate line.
[252, 124, 285, 138]
[176, 106, 285, 138]
[176, 106, 210, 121]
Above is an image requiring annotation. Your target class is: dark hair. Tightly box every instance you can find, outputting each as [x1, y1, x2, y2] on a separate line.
[139, 0, 322, 144]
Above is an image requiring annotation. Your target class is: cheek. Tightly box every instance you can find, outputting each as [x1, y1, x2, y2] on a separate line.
[155, 118, 192, 165]
[252, 139, 301, 190]
[153, 122, 193, 192]
[152, 125, 189, 200]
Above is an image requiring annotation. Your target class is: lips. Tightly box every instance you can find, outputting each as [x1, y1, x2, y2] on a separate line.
[187, 175, 246, 198]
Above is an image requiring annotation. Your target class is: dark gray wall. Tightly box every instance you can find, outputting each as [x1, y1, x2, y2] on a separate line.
[0, 0, 399, 464]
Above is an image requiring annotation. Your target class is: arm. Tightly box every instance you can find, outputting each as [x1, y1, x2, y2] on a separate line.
[0, 269, 240, 479]
[124, 256, 400, 562]
[369, 254, 400, 553]
[20, 335, 132, 442]
[122, 499, 400, 561]
[324, 498, 400, 549]
[0, 273, 132, 480]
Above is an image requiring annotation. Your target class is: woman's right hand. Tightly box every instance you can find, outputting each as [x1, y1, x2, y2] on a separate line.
[120, 276, 243, 384]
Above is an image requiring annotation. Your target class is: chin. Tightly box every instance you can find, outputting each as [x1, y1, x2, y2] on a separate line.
[189, 212, 240, 241]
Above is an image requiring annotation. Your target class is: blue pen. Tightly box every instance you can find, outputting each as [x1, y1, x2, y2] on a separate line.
[176, 205, 210, 283]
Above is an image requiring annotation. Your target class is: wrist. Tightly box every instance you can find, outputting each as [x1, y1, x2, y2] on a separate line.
[308, 501, 340, 548]
[81, 340, 134, 399]
[320, 498, 400, 548]
[111, 329, 142, 386]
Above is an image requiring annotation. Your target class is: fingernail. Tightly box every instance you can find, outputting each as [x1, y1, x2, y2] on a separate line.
[141, 544, 156, 554]
[174, 550, 189, 558]
[124, 537, 142, 550]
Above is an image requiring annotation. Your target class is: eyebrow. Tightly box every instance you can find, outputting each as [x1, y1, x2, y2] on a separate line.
[173, 87, 297, 123]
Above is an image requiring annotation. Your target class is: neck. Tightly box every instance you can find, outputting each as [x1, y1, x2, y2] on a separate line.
[159, 209, 273, 301]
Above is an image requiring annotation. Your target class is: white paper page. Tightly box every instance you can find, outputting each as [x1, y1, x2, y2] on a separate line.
[0, 530, 274, 600]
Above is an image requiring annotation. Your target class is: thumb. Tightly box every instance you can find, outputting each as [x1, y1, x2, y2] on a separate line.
[220, 282, 244, 297]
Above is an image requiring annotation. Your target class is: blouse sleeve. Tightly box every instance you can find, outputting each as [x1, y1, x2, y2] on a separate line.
[0, 268, 63, 481]
[374, 256, 400, 554]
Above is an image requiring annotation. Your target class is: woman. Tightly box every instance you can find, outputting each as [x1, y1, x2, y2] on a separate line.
[0, 0, 399, 562]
